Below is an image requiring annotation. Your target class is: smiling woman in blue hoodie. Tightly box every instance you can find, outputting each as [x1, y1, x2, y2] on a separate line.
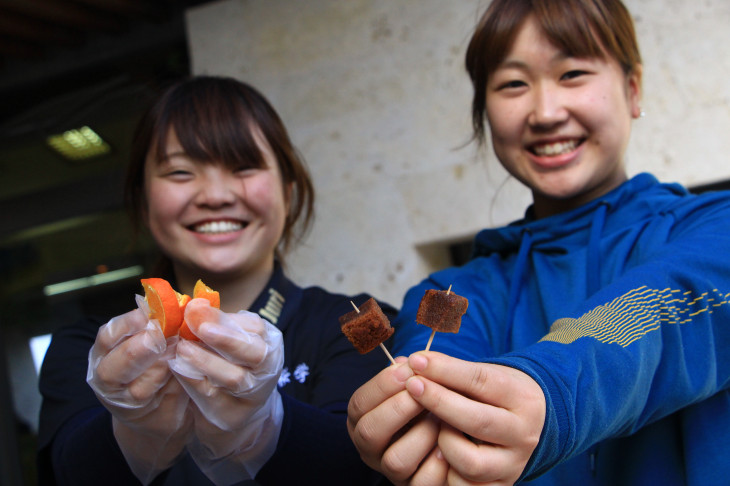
[347, 1, 730, 485]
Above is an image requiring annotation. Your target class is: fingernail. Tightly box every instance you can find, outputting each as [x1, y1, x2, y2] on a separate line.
[435, 447, 444, 460]
[393, 363, 413, 383]
[406, 376, 424, 397]
[409, 353, 427, 372]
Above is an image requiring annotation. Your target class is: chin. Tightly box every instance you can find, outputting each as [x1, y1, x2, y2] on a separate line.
[190, 257, 243, 276]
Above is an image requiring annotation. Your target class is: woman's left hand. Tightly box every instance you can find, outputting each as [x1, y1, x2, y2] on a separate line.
[169, 298, 285, 481]
[405, 352, 546, 486]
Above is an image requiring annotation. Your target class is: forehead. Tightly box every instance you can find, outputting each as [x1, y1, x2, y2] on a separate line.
[499, 15, 618, 72]
[502, 16, 551, 58]
[148, 123, 277, 170]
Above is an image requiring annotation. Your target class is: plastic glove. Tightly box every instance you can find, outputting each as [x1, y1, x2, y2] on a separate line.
[169, 298, 284, 486]
[86, 296, 192, 484]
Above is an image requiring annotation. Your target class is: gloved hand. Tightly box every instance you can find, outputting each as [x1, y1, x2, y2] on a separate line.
[169, 298, 284, 486]
[86, 296, 192, 485]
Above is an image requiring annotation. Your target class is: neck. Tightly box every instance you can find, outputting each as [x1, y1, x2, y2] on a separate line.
[532, 172, 628, 219]
[174, 262, 275, 313]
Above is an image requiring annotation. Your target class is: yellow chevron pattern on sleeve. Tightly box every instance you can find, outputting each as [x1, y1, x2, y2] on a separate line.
[540, 286, 730, 347]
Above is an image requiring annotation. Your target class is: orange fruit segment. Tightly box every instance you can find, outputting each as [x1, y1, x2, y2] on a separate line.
[194, 279, 220, 307]
[179, 279, 220, 341]
[177, 292, 192, 308]
[179, 315, 198, 341]
[141, 278, 185, 338]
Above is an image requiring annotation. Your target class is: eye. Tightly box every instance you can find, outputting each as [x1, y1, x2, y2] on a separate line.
[163, 169, 194, 181]
[233, 166, 259, 177]
[561, 70, 588, 81]
[169, 169, 192, 176]
[497, 79, 527, 91]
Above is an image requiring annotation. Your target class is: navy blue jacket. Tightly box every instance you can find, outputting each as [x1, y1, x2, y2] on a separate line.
[38, 265, 396, 485]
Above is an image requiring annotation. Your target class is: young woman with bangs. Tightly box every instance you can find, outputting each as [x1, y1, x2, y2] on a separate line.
[38, 76, 396, 486]
[347, 1, 730, 484]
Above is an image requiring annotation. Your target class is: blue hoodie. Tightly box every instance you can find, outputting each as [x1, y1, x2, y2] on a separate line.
[392, 173, 730, 485]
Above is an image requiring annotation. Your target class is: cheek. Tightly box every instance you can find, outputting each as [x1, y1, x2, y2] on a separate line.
[145, 184, 182, 231]
[486, 101, 522, 145]
[582, 89, 632, 149]
[486, 109, 515, 160]
[245, 176, 288, 222]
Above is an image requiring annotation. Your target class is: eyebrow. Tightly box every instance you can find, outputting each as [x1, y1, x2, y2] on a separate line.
[497, 51, 572, 71]
[160, 150, 189, 161]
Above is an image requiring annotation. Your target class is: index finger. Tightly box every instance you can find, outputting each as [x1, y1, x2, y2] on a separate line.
[405, 374, 515, 446]
[347, 358, 411, 425]
[95, 308, 150, 353]
[185, 299, 266, 337]
[185, 300, 268, 364]
[95, 328, 167, 385]
[408, 351, 541, 410]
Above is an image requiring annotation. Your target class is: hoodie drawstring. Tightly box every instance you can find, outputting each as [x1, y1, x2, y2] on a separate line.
[505, 202, 608, 350]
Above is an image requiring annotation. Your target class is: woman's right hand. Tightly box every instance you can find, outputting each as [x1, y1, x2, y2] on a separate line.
[347, 359, 448, 486]
[86, 307, 192, 483]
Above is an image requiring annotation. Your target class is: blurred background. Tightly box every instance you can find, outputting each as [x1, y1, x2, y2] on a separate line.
[0, 2, 215, 484]
[2, 1, 730, 485]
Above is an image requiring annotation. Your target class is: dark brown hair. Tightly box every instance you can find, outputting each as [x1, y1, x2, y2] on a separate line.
[125, 75, 314, 265]
[465, 0, 641, 145]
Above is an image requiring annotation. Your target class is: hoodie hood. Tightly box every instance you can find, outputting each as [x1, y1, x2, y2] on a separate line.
[473, 173, 686, 257]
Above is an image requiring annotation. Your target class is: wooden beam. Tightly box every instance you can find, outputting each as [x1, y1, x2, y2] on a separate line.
[0, 0, 128, 34]
[0, 9, 82, 46]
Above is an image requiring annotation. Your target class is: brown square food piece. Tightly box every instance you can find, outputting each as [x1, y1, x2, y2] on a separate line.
[416, 289, 468, 333]
[339, 298, 394, 354]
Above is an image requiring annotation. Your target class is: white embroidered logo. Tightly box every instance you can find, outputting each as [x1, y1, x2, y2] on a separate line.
[278, 363, 310, 387]
[294, 363, 309, 383]
[278, 368, 291, 387]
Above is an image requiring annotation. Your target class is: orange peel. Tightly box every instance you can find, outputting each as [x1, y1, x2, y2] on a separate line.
[140, 278, 186, 338]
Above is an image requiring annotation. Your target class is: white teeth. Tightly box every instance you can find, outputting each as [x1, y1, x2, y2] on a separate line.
[194, 221, 244, 234]
[534, 140, 578, 156]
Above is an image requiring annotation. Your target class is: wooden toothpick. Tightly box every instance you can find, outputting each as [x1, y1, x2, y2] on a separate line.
[425, 329, 436, 352]
[350, 301, 396, 365]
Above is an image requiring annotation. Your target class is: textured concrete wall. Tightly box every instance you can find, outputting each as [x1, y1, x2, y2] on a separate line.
[186, 0, 730, 306]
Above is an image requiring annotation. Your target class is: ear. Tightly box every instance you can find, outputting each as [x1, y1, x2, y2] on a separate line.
[627, 64, 643, 119]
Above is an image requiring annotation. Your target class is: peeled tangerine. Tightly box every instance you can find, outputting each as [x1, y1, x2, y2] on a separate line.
[179, 279, 220, 341]
[140, 278, 189, 338]
[339, 298, 394, 354]
[140, 278, 219, 340]
[416, 289, 468, 333]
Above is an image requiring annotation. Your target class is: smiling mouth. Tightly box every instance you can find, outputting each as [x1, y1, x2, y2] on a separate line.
[191, 220, 246, 234]
[530, 139, 583, 156]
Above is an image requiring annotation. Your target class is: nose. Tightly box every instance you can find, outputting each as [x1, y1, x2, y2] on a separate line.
[527, 83, 568, 129]
[194, 168, 238, 207]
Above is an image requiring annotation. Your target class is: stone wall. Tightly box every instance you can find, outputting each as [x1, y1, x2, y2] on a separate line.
[186, 0, 730, 305]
